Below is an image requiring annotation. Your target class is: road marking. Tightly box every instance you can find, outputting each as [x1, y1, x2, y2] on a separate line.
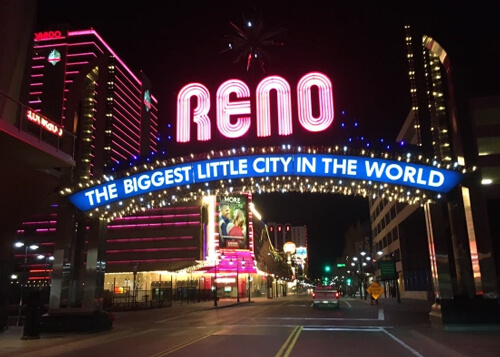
[274, 325, 303, 357]
[259, 317, 381, 321]
[342, 300, 352, 308]
[147, 332, 213, 357]
[381, 328, 425, 357]
[378, 307, 385, 320]
[303, 327, 382, 332]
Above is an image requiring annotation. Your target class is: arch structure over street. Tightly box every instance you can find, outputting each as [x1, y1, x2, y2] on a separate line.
[63, 145, 469, 219]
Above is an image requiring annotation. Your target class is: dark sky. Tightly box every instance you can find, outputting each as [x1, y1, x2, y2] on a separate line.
[35, 1, 500, 277]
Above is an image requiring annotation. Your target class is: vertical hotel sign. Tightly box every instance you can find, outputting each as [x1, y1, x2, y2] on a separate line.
[217, 195, 249, 250]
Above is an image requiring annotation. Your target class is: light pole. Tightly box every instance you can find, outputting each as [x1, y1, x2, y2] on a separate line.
[14, 242, 39, 326]
[213, 255, 219, 307]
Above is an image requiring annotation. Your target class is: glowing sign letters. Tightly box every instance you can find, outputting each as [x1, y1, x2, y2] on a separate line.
[34, 30, 63, 41]
[176, 72, 334, 143]
[67, 154, 463, 211]
[26, 110, 63, 136]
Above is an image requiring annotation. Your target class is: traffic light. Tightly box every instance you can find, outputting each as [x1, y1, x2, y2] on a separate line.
[324, 265, 331, 273]
[346, 278, 352, 286]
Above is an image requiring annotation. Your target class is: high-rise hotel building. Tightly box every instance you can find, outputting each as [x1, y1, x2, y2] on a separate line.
[14, 29, 204, 307]
[369, 25, 499, 304]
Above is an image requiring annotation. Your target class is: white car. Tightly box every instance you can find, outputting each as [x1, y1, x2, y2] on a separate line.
[312, 285, 340, 309]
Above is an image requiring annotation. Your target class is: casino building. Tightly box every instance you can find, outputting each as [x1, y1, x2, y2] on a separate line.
[12, 28, 222, 308]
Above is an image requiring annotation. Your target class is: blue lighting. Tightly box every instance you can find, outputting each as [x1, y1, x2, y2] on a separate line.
[341, 110, 345, 115]
[341, 123, 345, 127]
[400, 141, 405, 146]
[348, 138, 352, 142]
[354, 122, 358, 127]
[67, 153, 464, 211]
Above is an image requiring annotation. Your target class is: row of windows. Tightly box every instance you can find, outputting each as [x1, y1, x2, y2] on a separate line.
[372, 204, 398, 237]
[374, 226, 399, 253]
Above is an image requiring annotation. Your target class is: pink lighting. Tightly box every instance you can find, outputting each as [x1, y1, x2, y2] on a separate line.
[256, 76, 293, 137]
[176, 72, 334, 143]
[216, 79, 251, 138]
[177, 83, 211, 142]
[297, 72, 335, 132]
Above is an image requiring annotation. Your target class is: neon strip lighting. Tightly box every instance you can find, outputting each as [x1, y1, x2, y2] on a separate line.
[31, 65, 44, 69]
[30, 82, 43, 86]
[112, 111, 141, 138]
[34, 43, 67, 49]
[107, 247, 197, 254]
[29, 91, 42, 96]
[67, 52, 97, 58]
[297, 72, 335, 132]
[108, 222, 200, 229]
[217, 79, 251, 138]
[107, 236, 193, 243]
[32, 57, 44, 61]
[256, 75, 293, 137]
[29, 100, 41, 104]
[67, 29, 143, 86]
[114, 75, 141, 102]
[106, 258, 195, 265]
[31, 74, 43, 78]
[110, 138, 138, 158]
[113, 91, 141, 118]
[111, 148, 129, 162]
[112, 103, 141, 128]
[111, 120, 140, 145]
[67, 41, 104, 55]
[66, 61, 90, 66]
[115, 67, 141, 94]
[110, 213, 200, 221]
[176, 83, 211, 142]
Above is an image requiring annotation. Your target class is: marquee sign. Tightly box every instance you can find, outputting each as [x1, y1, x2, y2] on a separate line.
[176, 71, 334, 143]
[67, 153, 463, 211]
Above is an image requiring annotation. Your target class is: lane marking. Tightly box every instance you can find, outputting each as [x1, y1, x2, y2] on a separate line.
[148, 332, 213, 357]
[378, 307, 385, 320]
[381, 328, 425, 357]
[259, 317, 381, 321]
[274, 326, 303, 357]
[342, 300, 352, 308]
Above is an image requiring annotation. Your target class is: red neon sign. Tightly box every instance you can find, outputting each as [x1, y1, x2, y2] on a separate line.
[34, 30, 64, 42]
[27, 110, 63, 137]
[176, 71, 334, 143]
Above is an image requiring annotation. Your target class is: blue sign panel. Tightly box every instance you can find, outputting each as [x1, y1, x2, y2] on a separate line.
[67, 154, 463, 211]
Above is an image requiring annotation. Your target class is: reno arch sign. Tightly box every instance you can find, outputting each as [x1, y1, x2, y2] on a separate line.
[176, 71, 334, 142]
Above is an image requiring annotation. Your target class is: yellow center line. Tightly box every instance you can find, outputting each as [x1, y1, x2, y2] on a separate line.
[275, 325, 303, 357]
[148, 332, 213, 357]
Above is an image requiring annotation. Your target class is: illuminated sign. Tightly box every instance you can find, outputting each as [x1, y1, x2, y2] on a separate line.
[26, 110, 63, 136]
[47, 49, 61, 66]
[217, 195, 249, 250]
[67, 153, 463, 211]
[176, 72, 334, 143]
[34, 30, 63, 41]
[143, 90, 151, 112]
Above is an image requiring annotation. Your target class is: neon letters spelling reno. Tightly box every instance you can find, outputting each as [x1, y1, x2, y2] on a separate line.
[176, 72, 334, 143]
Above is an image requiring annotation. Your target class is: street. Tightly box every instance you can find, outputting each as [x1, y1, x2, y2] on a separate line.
[1, 294, 500, 357]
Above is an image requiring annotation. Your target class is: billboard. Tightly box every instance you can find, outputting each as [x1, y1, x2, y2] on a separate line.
[217, 194, 249, 250]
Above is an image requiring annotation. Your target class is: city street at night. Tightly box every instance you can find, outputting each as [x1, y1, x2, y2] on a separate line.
[2, 294, 500, 357]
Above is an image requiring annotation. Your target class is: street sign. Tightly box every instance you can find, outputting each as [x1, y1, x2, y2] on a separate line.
[379, 260, 397, 280]
[366, 281, 384, 300]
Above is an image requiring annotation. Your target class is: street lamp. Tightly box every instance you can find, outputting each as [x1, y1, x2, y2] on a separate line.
[14, 241, 39, 326]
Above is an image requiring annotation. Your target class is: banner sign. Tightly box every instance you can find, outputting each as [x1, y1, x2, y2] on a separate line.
[67, 153, 463, 211]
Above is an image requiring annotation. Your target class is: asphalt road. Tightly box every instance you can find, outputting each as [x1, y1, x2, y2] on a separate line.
[2, 294, 500, 357]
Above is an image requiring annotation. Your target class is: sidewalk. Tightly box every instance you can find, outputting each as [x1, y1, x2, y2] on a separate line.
[0, 297, 262, 356]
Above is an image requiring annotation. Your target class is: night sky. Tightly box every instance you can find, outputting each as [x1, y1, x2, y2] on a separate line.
[35, 1, 500, 278]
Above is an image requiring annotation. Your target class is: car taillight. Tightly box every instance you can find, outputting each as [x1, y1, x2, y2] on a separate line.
[312, 292, 316, 298]
[335, 292, 339, 298]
